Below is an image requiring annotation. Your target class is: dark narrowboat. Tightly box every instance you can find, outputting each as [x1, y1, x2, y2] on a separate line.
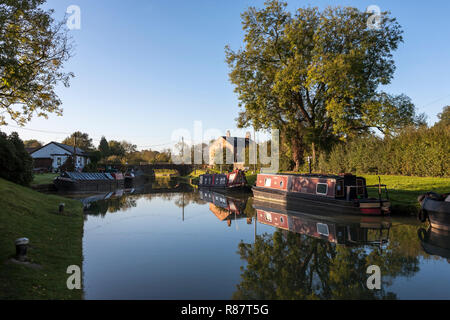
[418, 192, 450, 231]
[124, 168, 149, 188]
[54, 171, 124, 192]
[198, 170, 247, 190]
[252, 173, 391, 216]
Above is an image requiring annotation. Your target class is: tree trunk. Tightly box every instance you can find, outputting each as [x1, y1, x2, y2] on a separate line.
[291, 137, 304, 172]
[311, 142, 316, 171]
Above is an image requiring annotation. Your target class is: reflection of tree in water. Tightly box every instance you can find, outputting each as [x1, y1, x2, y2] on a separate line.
[234, 225, 424, 300]
[173, 192, 207, 208]
[85, 196, 138, 217]
[85, 187, 206, 218]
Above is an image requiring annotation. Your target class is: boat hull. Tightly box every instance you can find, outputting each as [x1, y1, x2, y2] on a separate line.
[54, 176, 124, 193]
[422, 197, 450, 231]
[252, 186, 389, 216]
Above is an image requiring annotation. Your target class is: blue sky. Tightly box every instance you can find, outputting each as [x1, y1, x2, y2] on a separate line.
[3, 0, 450, 150]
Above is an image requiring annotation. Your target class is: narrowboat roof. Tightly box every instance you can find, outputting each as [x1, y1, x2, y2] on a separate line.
[60, 172, 115, 181]
[263, 173, 358, 180]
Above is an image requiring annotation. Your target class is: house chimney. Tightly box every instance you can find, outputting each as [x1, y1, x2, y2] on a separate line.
[245, 131, 251, 139]
[226, 130, 231, 138]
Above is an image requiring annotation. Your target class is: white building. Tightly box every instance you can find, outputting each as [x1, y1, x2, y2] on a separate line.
[30, 142, 90, 172]
[209, 131, 254, 170]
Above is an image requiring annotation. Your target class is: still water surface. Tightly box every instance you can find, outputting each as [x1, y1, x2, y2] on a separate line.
[79, 182, 450, 300]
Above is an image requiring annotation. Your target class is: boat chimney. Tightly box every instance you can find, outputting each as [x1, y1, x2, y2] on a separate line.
[245, 131, 251, 139]
[226, 130, 231, 138]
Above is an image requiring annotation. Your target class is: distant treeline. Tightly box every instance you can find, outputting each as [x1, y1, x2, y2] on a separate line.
[314, 124, 449, 177]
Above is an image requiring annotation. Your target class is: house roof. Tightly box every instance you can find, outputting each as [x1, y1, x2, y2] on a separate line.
[219, 136, 252, 147]
[30, 141, 89, 156]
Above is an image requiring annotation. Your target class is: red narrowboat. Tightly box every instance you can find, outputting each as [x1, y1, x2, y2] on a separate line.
[252, 173, 391, 216]
[198, 169, 247, 190]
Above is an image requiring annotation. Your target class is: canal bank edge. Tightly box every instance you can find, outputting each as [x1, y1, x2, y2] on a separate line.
[0, 178, 84, 300]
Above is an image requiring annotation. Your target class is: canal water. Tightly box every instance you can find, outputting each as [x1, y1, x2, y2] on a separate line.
[78, 181, 450, 300]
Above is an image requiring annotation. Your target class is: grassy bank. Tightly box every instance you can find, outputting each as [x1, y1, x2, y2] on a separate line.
[364, 175, 450, 215]
[0, 178, 84, 299]
[31, 173, 58, 186]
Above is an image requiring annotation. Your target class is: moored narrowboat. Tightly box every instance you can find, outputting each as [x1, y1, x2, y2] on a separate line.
[198, 169, 247, 190]
[418, 192, 450, 231]
[54, 171, 125, 192]
[124, 168, 149, 188]
[252, 173, 391, 216]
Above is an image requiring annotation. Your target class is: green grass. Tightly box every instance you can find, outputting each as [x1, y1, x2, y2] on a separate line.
[32, 173, 58, 186]
[364, 175, 450, 214]
[0, 178, 84, 299]
[245, 173, 257, 186]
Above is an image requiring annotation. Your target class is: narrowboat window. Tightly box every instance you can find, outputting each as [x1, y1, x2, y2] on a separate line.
[336, 180, 344, 197]
[280, 217, 284, 223]
[356, 179, 365, 195]
[199, 176, 203, 184]
[317, 223, 329, 236]
[265, 212, 272, 222]
[316, 183, 328, 195]
[280, 180, 283, 187]
[264, 178, 272, 187]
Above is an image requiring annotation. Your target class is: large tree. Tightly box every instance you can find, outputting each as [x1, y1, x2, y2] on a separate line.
[226, 1, 421, 170]
[23, 139, 43, 149]
[62, 131, 94, 151]
[0, 0, 74, 126]
[437, 106, 450, 127]
[98, 136, 110, 158]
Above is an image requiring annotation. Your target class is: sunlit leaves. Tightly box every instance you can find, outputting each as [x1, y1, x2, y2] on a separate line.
[226, 1, 418, 167]
[0, 0, 74, 125]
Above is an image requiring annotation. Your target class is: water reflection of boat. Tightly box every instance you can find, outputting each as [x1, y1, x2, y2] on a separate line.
[78, 188, 136, 210]
[252, 173, 391, 216]
[418, 227, 450, 260]
[199, 189, 249, 226]
[253, 200, 391, 247]
[418, 192, 450, 231]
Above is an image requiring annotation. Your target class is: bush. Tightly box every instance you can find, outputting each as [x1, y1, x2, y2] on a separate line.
[0, 131, 33, 185]
[316, 125, 449, 177]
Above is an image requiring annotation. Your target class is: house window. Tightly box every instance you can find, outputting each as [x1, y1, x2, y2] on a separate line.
[316, 183, 328, 195]
[57, 157, 61, 165]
